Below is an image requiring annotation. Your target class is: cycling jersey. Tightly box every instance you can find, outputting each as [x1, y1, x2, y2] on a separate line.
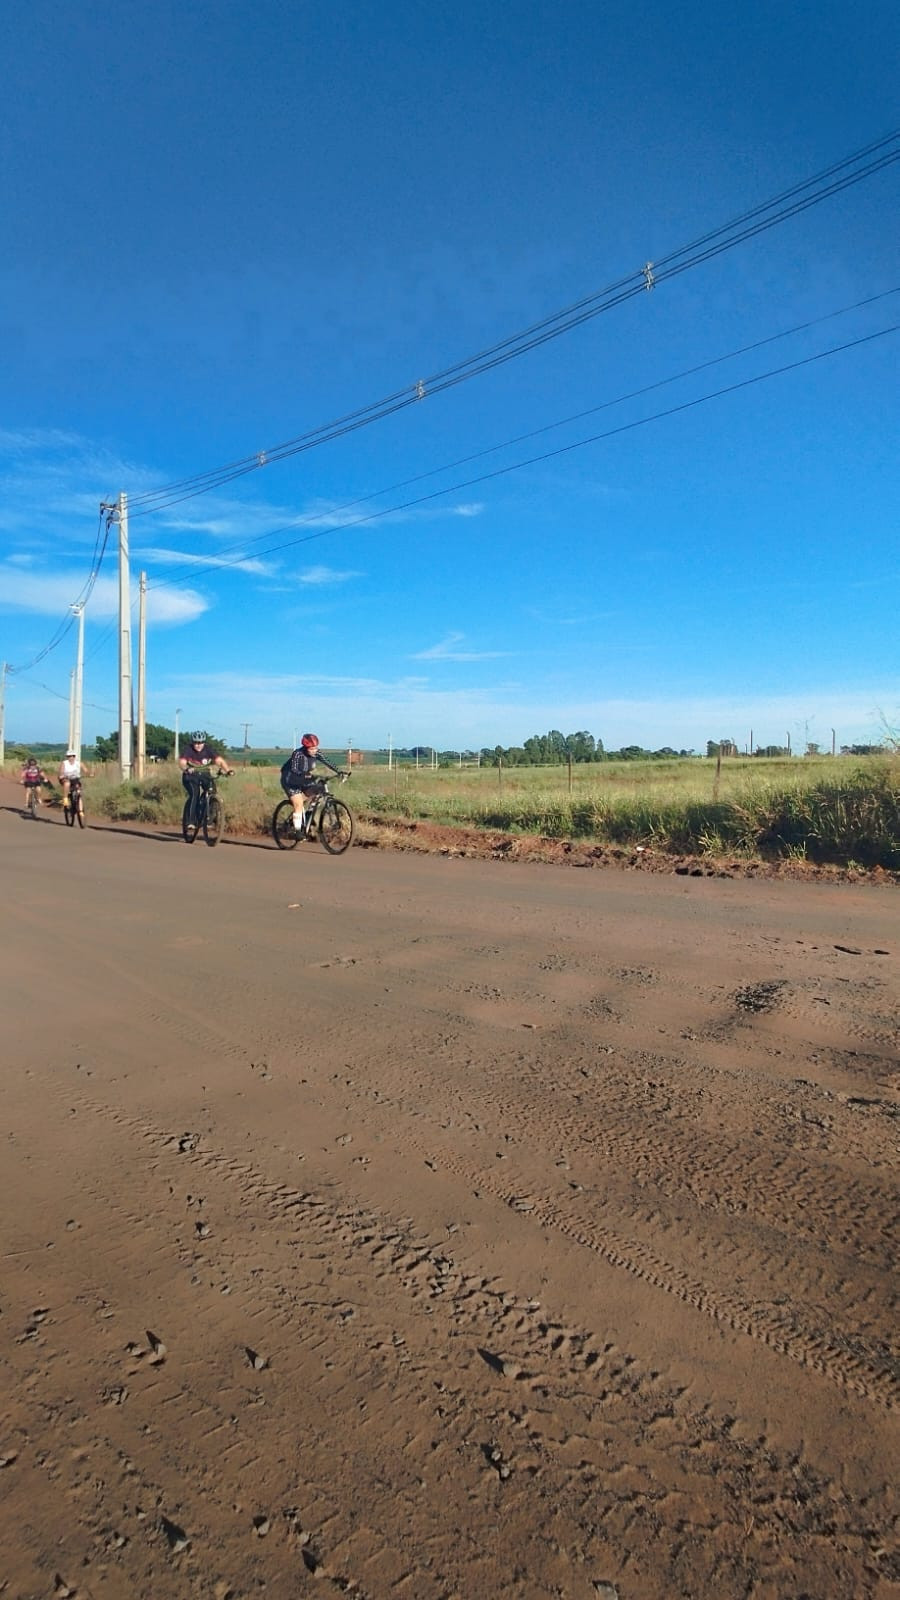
[60, 758, 81, 780]
[183, 749, 215, 767]
[281, 747, 338, 792]
[22, 767, 42, 786]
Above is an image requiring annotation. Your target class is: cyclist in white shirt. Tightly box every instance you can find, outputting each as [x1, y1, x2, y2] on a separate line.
[58, 749, 81, 811]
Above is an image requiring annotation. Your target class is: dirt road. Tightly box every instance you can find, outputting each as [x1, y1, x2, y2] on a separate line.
[1, 787, 897, 1599]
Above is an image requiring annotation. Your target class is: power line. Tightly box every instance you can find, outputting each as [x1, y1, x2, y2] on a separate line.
[136, 286, 899, 590]
[9, 511, 112, 676]
[143, 320, 898, 591]
[124, 129, 900, 521]
[10, 675, 115, 716]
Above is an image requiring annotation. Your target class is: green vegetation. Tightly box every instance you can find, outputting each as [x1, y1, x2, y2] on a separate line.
[55, 753, 899, 871]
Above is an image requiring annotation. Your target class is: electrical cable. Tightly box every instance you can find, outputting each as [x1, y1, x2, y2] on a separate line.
[136, 286, 899, 589]
[124, 129, 900, 520]
[9, 512, 111, 676]
[144, 320, 898, 592]
[134, 284, 896, 592]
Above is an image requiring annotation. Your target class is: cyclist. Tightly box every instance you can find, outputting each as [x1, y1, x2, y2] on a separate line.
[280, 734, 341, 832]
[58, 749, 82, 812]
[21, 756, 48, 805]
[179, 732, 233, 830]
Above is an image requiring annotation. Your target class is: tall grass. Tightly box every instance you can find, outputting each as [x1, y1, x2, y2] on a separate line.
[64, 756, 899, 869]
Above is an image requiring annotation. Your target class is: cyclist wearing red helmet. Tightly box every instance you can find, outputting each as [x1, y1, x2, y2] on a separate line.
[280, 734, 340, 833]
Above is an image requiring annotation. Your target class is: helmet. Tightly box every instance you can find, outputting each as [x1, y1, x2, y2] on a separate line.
[301, 733, 319, 750]
[190, 731, 208, 743]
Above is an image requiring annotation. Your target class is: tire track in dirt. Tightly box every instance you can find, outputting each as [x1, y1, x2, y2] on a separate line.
[44, 1085, 897, 1598]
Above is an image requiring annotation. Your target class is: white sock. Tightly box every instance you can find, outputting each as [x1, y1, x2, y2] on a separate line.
[293, 813, 304, 830]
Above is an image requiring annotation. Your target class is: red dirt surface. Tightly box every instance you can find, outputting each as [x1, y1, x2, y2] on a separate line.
[1, 778, 897, 1598]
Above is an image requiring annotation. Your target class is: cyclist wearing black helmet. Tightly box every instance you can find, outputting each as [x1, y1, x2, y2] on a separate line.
[280, 734, 340, 833]
[179, 732, 232, 830]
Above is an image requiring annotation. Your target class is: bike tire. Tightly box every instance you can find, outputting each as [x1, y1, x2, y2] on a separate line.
[319, 798, 354, 855]
[272, 798, 300, 850]
[76, 803, 85, 828]
[182, 798, 199, 844]
[26, 789, 38, 817]
[204, 795, 223, 846]
[64, 800, 75, 826]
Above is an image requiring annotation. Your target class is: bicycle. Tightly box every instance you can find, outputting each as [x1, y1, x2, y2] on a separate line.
[23, 780, 50, 818]
[63, 776, 85, 829]
[182, 769, 230, 846]
[272, 773, 354, 855]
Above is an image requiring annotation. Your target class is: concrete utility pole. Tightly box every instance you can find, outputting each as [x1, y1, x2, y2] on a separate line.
[240, 722, 251, 749]
[0, 660, 6, 766]
[174, 708, 182, 764]
[136, 571, 147, 780]
[72, 602, 85, 762]
[102, 493, 133, 781]
[68, 668, 76, 752]
[388, 733, 393, 770]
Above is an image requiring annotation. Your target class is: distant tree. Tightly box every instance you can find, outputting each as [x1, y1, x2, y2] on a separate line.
[566, 731, 595, 762]
[146, 722, 175, 760]
[840, 743, 885, 756]
[96, 727, 223, 763]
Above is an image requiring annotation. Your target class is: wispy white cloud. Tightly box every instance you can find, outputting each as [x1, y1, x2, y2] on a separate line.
[137, 547, 275, 577]
[411, 631, 510, 662]
[450, 502, 484, 517]
[297, 564, 362, 586]
[0, 566, 208, 626]
[151, 671, 900, 753]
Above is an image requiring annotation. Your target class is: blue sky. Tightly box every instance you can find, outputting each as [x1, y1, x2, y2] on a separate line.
[2, 0, 897, 752]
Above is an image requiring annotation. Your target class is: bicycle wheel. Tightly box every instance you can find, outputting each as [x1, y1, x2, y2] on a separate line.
[64, 797, 75, 826]
[319, 798, 354, 855]
[203, 795, 223, 846]
[182, 797, 199, 843]
[272, 798, 300, 850]
[76, 796, 85, 829]
[26, 788, 38, 817]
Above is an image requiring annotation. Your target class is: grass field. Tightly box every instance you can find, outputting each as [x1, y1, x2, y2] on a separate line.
[8, 753, 895, 870]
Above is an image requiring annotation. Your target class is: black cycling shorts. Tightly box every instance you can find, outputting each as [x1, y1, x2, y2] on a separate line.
[281, 775, 321, 796]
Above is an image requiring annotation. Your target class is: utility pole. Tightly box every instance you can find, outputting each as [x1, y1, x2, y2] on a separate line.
[388, 732, 392, 770]
[0, 661, 7, 766]
[136, 571, 147, 780]
[68, 668, 76, 752]
[101, 493, 133, 781]
[240, 722, 251, 749]
[347, 738, 353, 768]
[174, 707, 182, 764]
[831, 727, 836, 757]
[72, 602, 85, 762]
